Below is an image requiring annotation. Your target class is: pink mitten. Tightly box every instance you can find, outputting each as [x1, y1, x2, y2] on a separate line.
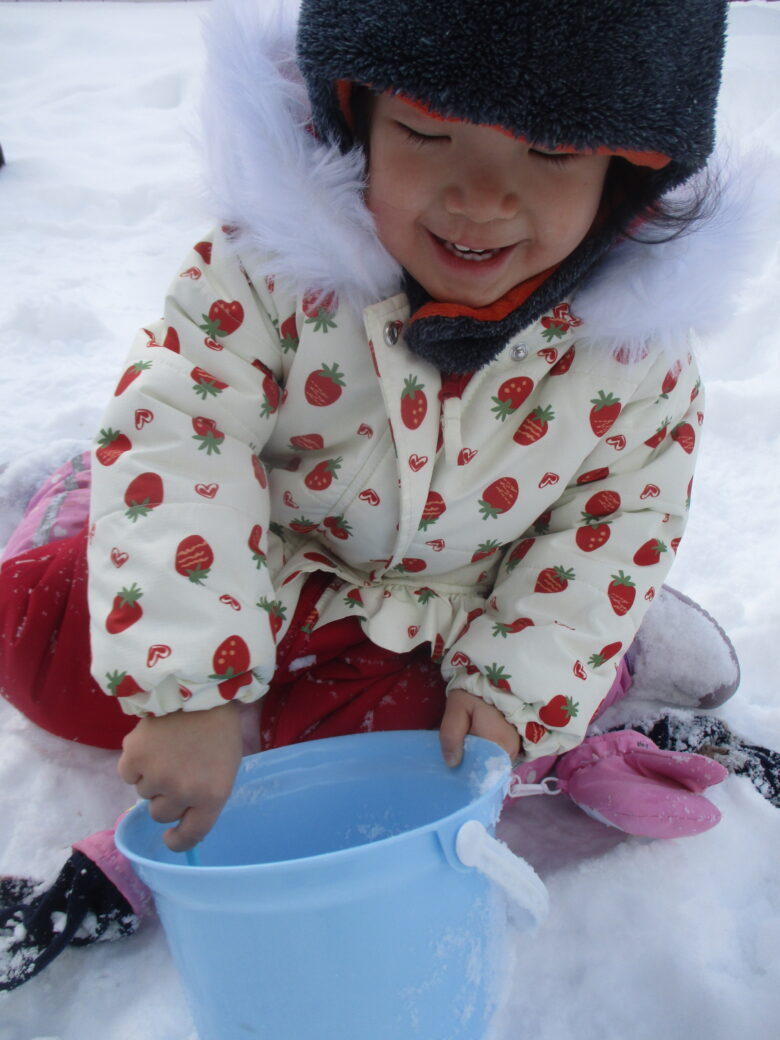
[554, 730, 728, 838]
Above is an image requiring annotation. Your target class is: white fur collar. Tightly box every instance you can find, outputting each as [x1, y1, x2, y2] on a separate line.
[200, 0, 768, 359]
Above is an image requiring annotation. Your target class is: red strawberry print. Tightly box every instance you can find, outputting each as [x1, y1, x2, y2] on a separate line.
[162, 326, 180, 352]
[257, 597, 287, 641]
[96, 429, 132, 466]
[252, 455, 267, 489]
[584, 490, 621, 517]
[589, 391, 622, 436]
[193, 241, 213, 265]
[588, 642, 623, 668]
[671, 536, 682, 553]
[395, 557, 427, 573]
[251, 359, 281, 417]
[524, 721, 547, 744]
[289, 516, 319, 534]
[432, 634, 446, 663]
[506, 537, 535, 572]
[414, 587, 438, 605]
[105, 670, 144, 697]
[344, 588, 364, 609]
[290, 433, 324, 451]
[419, 490, 446, 530]
[491, 376, 534, 421]
[671, 421, 696, 454]
[191, 367, 228, 399]
[199, 299, 244, 339]
[174, 535, 214, 584]
[485, 663, 512, 692]
[279, 313, 299, 353]
[644, 419, 670, 450]
[115, 360, 152, 397]
[192, 416, 225, 455]
[492, 617, 534, 637]
[305, 457, 342, 491]
[539, 695, 579, 728]
[633, 539, 668, 566]
[304, 362, 346, 406]
[303, 551, 336, 567]
[210, 635, 253, 699]
[400, 375, 428, 429]
[124, 472, 164, 521]
[514, 405, 555, 446]
[302, 290, 338, 332]
[323, 515, 352, 540]
[607, 571, 637, 615]
[549, 345, 575, 376]
[659, 360, 682, 399]
[472, 540, 501, 563]
[106, 584, 143, 634]
[479, 477, 519, 520]
[576, 467, 610, 486]
[535, 566, 575, 593]
[575, 521, 611, 553]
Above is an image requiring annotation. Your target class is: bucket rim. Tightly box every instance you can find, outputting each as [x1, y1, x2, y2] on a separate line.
[115, 731, 512, 875]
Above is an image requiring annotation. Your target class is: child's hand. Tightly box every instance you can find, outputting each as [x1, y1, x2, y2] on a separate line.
[118, 701, 243, 852]
[439, 688, 521, 767]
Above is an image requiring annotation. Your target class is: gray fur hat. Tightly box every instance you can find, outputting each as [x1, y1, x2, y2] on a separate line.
[297, 0, 729, 371]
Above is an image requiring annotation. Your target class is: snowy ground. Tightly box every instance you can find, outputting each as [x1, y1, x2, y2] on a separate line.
[0, 2, 779, 1039]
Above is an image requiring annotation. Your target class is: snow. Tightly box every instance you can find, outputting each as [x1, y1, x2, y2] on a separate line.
[0, 1, 779, 1038]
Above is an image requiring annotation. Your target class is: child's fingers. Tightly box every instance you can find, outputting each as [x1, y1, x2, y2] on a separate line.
[163, 804, 222, 853]
[439, 695, 471, 768]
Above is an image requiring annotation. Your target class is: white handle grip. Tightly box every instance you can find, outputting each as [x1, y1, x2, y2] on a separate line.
[456, 819, 549, 932]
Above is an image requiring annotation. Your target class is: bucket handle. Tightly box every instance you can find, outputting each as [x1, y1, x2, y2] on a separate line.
[455, 820, 549, 932]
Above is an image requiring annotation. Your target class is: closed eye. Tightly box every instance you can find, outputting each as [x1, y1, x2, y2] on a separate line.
[529, 148, 579, 166]
[398, 122, 450, 146]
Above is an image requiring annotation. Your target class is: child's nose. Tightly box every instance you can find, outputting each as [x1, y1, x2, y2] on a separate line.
[443, 165, 520, 223]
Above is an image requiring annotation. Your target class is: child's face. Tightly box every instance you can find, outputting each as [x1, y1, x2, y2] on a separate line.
[366, 94, 610, 309]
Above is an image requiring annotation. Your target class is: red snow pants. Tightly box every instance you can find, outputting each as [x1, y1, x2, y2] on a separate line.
[0, 527, 447, 751]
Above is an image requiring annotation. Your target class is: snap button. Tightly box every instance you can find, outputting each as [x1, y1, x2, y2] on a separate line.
[511, 342, 529, 361]
[383, 320, 403, 346]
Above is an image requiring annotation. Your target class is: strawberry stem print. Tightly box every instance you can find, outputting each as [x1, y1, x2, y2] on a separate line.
[322, 515, 353, 540]
[400, 375, 428, 429]
[96, 429, 132, 466]
[633, 539, 668, 566]
[124, 472, 164, 521]
[304, 362, 346, 406]
[114, 360, 152, 397]
[478, 477, 519, 520]
[257, 596, 287, 641]
[192, 416, 225, 455]
[210, 635, 253, 700]
[191, 367, 228, 400]
[539, 695, 579, 728]
[105, 670, 145, 697]
[491, 376, 534, 421]
[248, 524, 267, 568]
[304, 457, 342, 491]
[588, 642, 623, 668]
[174, 535, 214, 584]
[607, 571, 637, 615]
[484, 663, 512, 692]
[472, 540, 501, 563]
[589, 390, 622, 436]
[492, 617, 534, 638]
[278, 313, 299, 353]
[198, 299, 244, 340]
[514, 405, 555, 446]
[106, 584, 143, 633]
[302, 290, 338, 333]
[419, 490, 446, 530]
[535, 566, 575, 593]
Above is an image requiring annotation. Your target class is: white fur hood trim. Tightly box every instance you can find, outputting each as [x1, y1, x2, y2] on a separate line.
[200, 0, 769, 356]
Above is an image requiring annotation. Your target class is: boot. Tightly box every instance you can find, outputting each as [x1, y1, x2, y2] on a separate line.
[625, 586, 740, 710]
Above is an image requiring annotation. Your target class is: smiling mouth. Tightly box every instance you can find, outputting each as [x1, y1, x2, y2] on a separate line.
[433, 234, 509, 263]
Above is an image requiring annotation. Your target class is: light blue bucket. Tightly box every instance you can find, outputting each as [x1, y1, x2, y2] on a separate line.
[115, 731, 547, 1040]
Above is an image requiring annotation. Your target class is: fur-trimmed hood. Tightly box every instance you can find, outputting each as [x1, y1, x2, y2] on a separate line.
[200, 0, 766, 361]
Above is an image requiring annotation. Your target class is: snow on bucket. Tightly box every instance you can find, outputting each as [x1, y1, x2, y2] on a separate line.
[116, 730, 547, 1040]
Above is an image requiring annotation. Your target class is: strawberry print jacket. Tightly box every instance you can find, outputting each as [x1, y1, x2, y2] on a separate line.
[88, 226, 701, 760]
